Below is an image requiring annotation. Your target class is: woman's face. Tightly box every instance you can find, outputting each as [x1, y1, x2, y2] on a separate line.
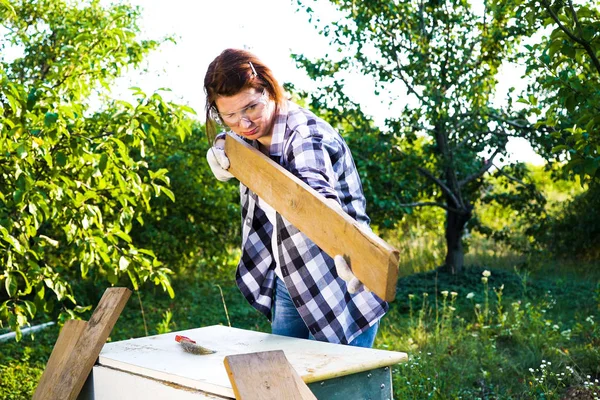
[215, 88, 275, 145]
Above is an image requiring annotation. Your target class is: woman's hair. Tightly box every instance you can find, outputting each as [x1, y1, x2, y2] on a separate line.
[204, 48, 285, 141]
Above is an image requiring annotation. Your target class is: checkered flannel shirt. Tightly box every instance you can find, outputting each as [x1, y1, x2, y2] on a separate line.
[225, 101, 388, 344]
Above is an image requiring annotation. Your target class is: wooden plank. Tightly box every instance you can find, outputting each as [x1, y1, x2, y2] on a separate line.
[225, 132, 400, 301]
[33, 319, 87, 400]
[224, 350, 317, 400]
[35, 287, 132, 400]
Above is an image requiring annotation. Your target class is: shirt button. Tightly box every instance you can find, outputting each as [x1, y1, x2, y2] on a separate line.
[246, 217, 251, 225]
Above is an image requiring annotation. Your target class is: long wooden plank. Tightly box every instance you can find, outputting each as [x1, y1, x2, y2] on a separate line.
[33, 319, 87, 400]
[37, 287, 132, 400]
[225, 132, 399, 301]
[224, 350, 317, 400]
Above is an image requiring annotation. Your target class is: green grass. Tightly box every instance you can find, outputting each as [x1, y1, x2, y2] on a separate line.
[384, 266, 600, 399]
[1, 258, 599, 399]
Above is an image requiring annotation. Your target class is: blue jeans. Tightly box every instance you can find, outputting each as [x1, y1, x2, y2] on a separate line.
[271, 277, 379, 348]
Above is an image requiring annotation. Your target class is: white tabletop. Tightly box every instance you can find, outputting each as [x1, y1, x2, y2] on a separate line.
[98, 325, 407, 398]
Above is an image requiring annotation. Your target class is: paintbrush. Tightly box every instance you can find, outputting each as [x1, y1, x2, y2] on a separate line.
[175, 334, 216, 355]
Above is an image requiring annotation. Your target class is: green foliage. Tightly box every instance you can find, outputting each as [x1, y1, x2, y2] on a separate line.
[0, 0, 193, 338]
[536, 181, 600, 261]
[3, 262, 599, 399]
[130, 123, 240, 278]
[518, 0, 600, 183]
[385, 267, 600, 399]
[294, 0, 544, 273]
[0, 361, 43, 400]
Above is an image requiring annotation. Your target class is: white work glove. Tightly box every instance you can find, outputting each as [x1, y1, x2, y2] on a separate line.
[334, 255, 370, 294]
[206, 141, 234, 182]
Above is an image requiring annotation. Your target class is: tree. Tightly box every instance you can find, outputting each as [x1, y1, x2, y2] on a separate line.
[0, 0, 193, 339]
[131, 123, 240, 279]
[294, 0, 543, 273]
[518, 0, 600, 183]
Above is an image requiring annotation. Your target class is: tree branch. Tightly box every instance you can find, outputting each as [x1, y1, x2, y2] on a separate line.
[416, 166, 462, 209]
[396, 201, 461, 214]
[544, 0, 600, 75]
[391, 49, 427, 104]
[493, 164, 532, 188]
[458, 149, 499, 187]
[566, 0, 600, 75]
[488, 114, 535, 130]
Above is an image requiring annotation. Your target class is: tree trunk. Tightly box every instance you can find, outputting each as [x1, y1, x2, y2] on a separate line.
[441, 206, 472, 274]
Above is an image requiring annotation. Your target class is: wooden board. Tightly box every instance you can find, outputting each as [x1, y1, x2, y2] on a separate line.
[34, 287, 131, 400]
[224, 350, 317, 400]
[225, 132, 400, 301]
[33, 319, 87, 400]
[95, 325, 407, 398]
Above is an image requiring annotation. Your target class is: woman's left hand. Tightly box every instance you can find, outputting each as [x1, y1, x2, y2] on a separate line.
[334, 255, 370, 294]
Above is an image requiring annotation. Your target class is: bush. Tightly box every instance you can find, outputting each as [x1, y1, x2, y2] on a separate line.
[537, 182, 600, 262]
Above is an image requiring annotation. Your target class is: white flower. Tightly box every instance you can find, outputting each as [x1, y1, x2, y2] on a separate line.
[466, 292, 475, 299]
[451, 291, 458, 298]
[441, 290, 449, 297]
[482, 270, 491, 277]
[481, 277, 488, 284]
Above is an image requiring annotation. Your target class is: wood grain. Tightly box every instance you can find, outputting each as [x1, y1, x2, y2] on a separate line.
[33, 287, 131, 400]
[224, 350, 317, 400]
[33, 319, 87, 400]
[225, 132, 400, 301]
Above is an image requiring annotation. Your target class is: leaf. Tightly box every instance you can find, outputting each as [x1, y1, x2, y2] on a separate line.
[39, 235, 59, 247]
[16, 143, 28, 159]
[99, 153, 108, 172]
[56, 152, 67, 167]
[119, 256, 130, 271]
[23, 300, 36, 318]
[114, 231, 132, 243]
[74, 305, 92, 313]
[126, 270, 139, 290]
[5, 273, 17, 297]
[13, 189, 24, 204]
[3, 234, 23, 254]
[26, 88, 38, 110]
[160, 186, 175, 202]
[5, 93, 19, 114]
[565, 94, 577, 113]
[44, 112, 59, 127]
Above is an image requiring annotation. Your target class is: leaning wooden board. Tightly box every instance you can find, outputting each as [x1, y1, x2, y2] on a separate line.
[34, 287, 131, 400]
[224, 132, 400, 301]
[224, 350, 317, 400]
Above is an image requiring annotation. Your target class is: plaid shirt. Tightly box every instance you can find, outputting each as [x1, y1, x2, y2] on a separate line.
[228, 101, 388, 344]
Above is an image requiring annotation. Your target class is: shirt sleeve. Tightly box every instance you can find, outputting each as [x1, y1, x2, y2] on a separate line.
[283, 127, 341, 203]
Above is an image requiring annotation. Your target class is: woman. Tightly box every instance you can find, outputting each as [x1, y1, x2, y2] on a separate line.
[204, 48, 387, 348]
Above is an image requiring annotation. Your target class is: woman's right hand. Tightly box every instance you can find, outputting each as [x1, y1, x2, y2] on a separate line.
[206, 139, 234, 182]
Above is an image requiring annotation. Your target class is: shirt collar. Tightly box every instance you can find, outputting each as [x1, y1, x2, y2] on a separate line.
[268, 101, 295, 157]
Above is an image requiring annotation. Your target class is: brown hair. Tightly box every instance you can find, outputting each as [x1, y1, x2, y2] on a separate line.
[204, 48, 285, 141]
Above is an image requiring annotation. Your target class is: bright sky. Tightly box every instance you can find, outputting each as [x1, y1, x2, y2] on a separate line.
[116, 0, 544, 165]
